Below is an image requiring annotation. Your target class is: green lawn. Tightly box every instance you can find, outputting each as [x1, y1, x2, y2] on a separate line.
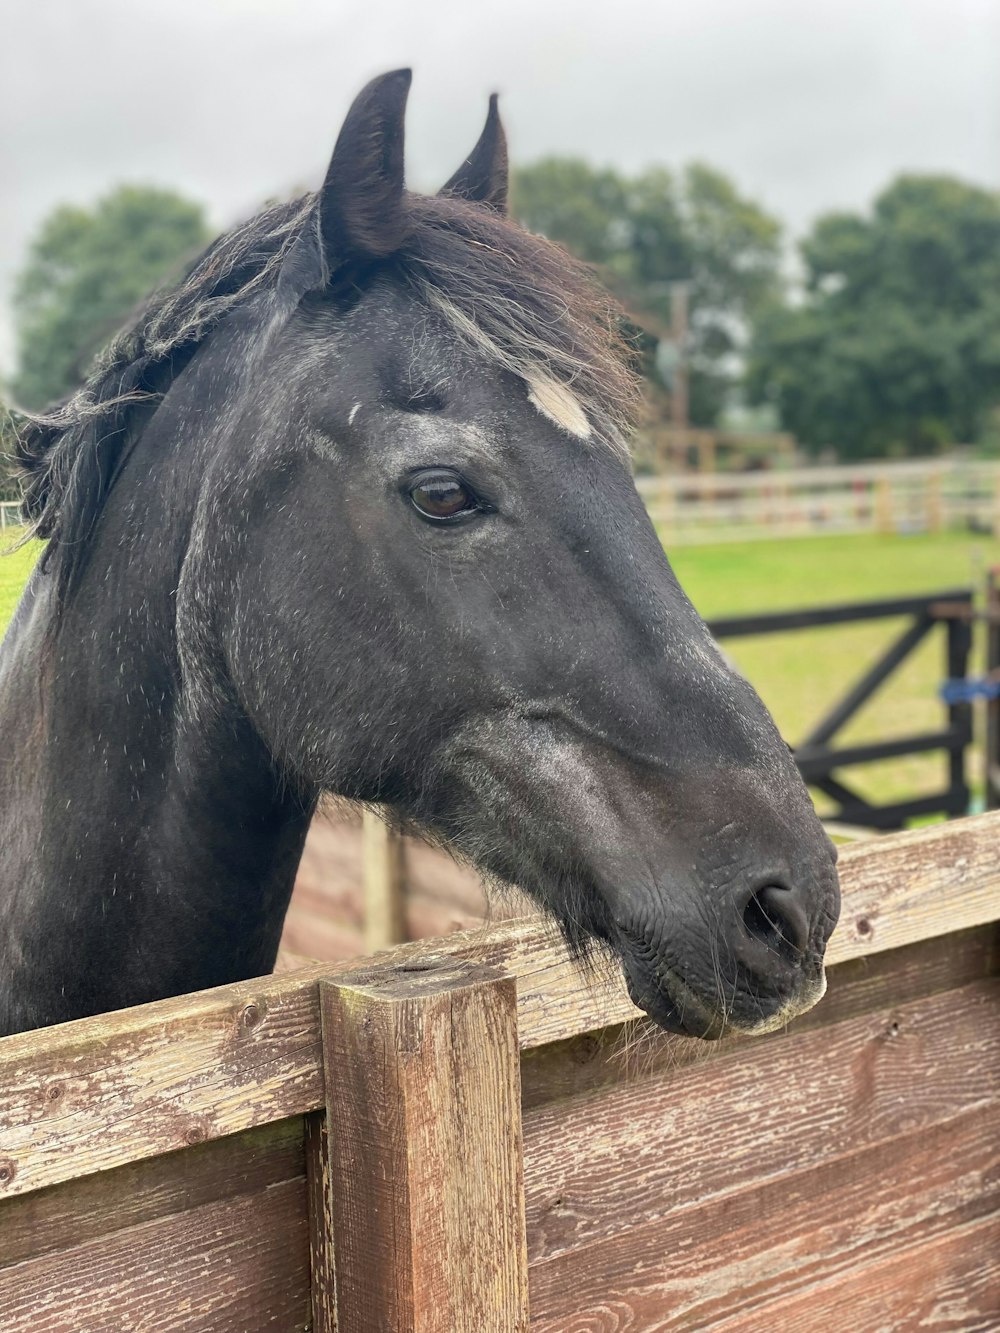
[3, 528, 994, 814]
[667, 531, 998, 813]
[0, 533, 42, 629]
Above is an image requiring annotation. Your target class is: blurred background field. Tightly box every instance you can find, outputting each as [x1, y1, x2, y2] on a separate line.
[0, 536, 39, 628]
[671, 531, 997, 812]
[4, 527, 992, 812]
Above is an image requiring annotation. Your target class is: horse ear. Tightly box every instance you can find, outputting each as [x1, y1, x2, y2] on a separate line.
[439, 94, 509, 215]
[317, 68, 413, 273]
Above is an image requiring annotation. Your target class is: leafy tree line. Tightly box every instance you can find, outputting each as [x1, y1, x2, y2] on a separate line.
[748, 175, 1000, 459]
[10, 186, 211, 410]
[8, 169, 1000, 460]
[513, 159, 782, 427]
[515, 163, 1000, 458]
[0, 402, 19, 502]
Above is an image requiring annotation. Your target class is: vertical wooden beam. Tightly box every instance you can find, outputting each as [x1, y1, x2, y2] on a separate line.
[875, 475, 894, 534]
[927, 467, 944, 533]
[361, 807, 405, 952]
[945, 612, 973, 815]
[304, 1111, 338, 1333]
[700, 430, 716, 475]
[320, 964, 528, 1333]
[985, 568, 1000, 811]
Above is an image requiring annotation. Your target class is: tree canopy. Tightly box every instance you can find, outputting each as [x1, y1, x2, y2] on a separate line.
[11, 186, 211, 410]
[12, 169, 997, 460]
[513, 159, 783, 425]
[748, 175, 1000, 457]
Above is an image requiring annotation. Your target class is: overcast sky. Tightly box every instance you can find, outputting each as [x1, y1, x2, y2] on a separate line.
[2, 0, 998, 374]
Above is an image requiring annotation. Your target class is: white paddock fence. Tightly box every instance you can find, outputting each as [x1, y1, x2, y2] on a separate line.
[0, 502, 22, 533]
[1, 464, 998, 543]
[638, 459, 1000, 544]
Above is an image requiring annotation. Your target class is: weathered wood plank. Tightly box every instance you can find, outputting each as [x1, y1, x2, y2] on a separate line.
[0, 813, 996, 1200]
[520, 922, 998, 1113]
[0, 1176, 311, 1332]
[304, 1111, 338, 1333]
[522, 977, 1000, 1262]
[711, 1215, 1000, 1333]
[0, 1116, 304, 1270]
[831, 811, 1000, 961]
[322, 964, 529, 1333]
[527, 1104, 1000, 1330]
[0, 969, 327, 1200]
[280, 900, 366, 963]
[362, 807, 406, 951]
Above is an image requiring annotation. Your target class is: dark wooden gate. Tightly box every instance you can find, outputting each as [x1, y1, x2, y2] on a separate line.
[708, 589, 974, 830]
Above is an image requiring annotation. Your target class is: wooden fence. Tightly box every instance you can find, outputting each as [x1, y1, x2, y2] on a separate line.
[638, 458, 1000, 544]
[0, 814, 998, 1330]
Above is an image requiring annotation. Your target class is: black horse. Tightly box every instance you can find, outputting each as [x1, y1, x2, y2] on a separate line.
[0, 71, 838, 1039]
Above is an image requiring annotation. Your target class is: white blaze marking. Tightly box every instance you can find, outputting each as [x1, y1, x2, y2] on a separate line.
[526, 374, 591, 440]
[348, 402, 361, 426]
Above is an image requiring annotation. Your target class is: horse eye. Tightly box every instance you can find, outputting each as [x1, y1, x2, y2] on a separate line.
[408, 471, 481, 523]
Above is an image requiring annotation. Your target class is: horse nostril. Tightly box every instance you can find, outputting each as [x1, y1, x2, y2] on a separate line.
[743, 885, 809, 956]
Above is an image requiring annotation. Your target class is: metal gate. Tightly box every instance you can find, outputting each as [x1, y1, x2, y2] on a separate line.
[708, 589, 974, 830]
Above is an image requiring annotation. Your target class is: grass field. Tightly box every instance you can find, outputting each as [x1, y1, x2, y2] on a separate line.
[668, 530, 998, 814]
[0, 535, 41, 629]
[3, 528, 996, 815]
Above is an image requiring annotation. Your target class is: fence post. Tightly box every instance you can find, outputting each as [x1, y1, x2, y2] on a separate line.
[304, 1112, 339, 1333]
[927, 468, 944, 533]
[319, 964, 529, 1333]
[875, 475, 894, 534]
[946, 613, 973, 817]
[986, 569, 1000, 810]
[362, 807, 405, 951]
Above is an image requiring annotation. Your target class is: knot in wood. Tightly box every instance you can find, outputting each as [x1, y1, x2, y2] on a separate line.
[0, 1157, 16, 1187]
[396, 953, 448, 974]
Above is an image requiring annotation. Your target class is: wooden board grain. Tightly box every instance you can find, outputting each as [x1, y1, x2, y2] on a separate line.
[527, 1104, 1000, 1331]
[304, 1111, 338, 1333]
[520, 922, 998, 1113]
[0, 968, 327, 1199]
[522, 976, 1000, 1262]
[322, 964, 529, 1333]
[0, 1159, 311, 1332]
[710, 1214, 1000, 1333]
[0, 1116, 304, 1270]
[0, 813, 997, 1200]
[361, 808, 406, 951]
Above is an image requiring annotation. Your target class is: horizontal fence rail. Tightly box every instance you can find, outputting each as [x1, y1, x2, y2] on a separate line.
[0, 814, 997, 1332]
[637, 459, 1000, 544]
[0, 811, 997, 1202]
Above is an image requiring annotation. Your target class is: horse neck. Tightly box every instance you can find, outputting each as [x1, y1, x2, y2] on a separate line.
[0, 405, 315, 1036]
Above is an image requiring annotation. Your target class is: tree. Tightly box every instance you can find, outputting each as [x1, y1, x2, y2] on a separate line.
[513, 159, 783, 425]
[747, 175, 1000, 458]
[12, 186, 212, 410]
[0, 399, 20, 502]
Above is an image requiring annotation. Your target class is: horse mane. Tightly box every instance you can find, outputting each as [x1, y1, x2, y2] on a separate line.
[13, 189, 639, 598]
[12, 196, 313, 578]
